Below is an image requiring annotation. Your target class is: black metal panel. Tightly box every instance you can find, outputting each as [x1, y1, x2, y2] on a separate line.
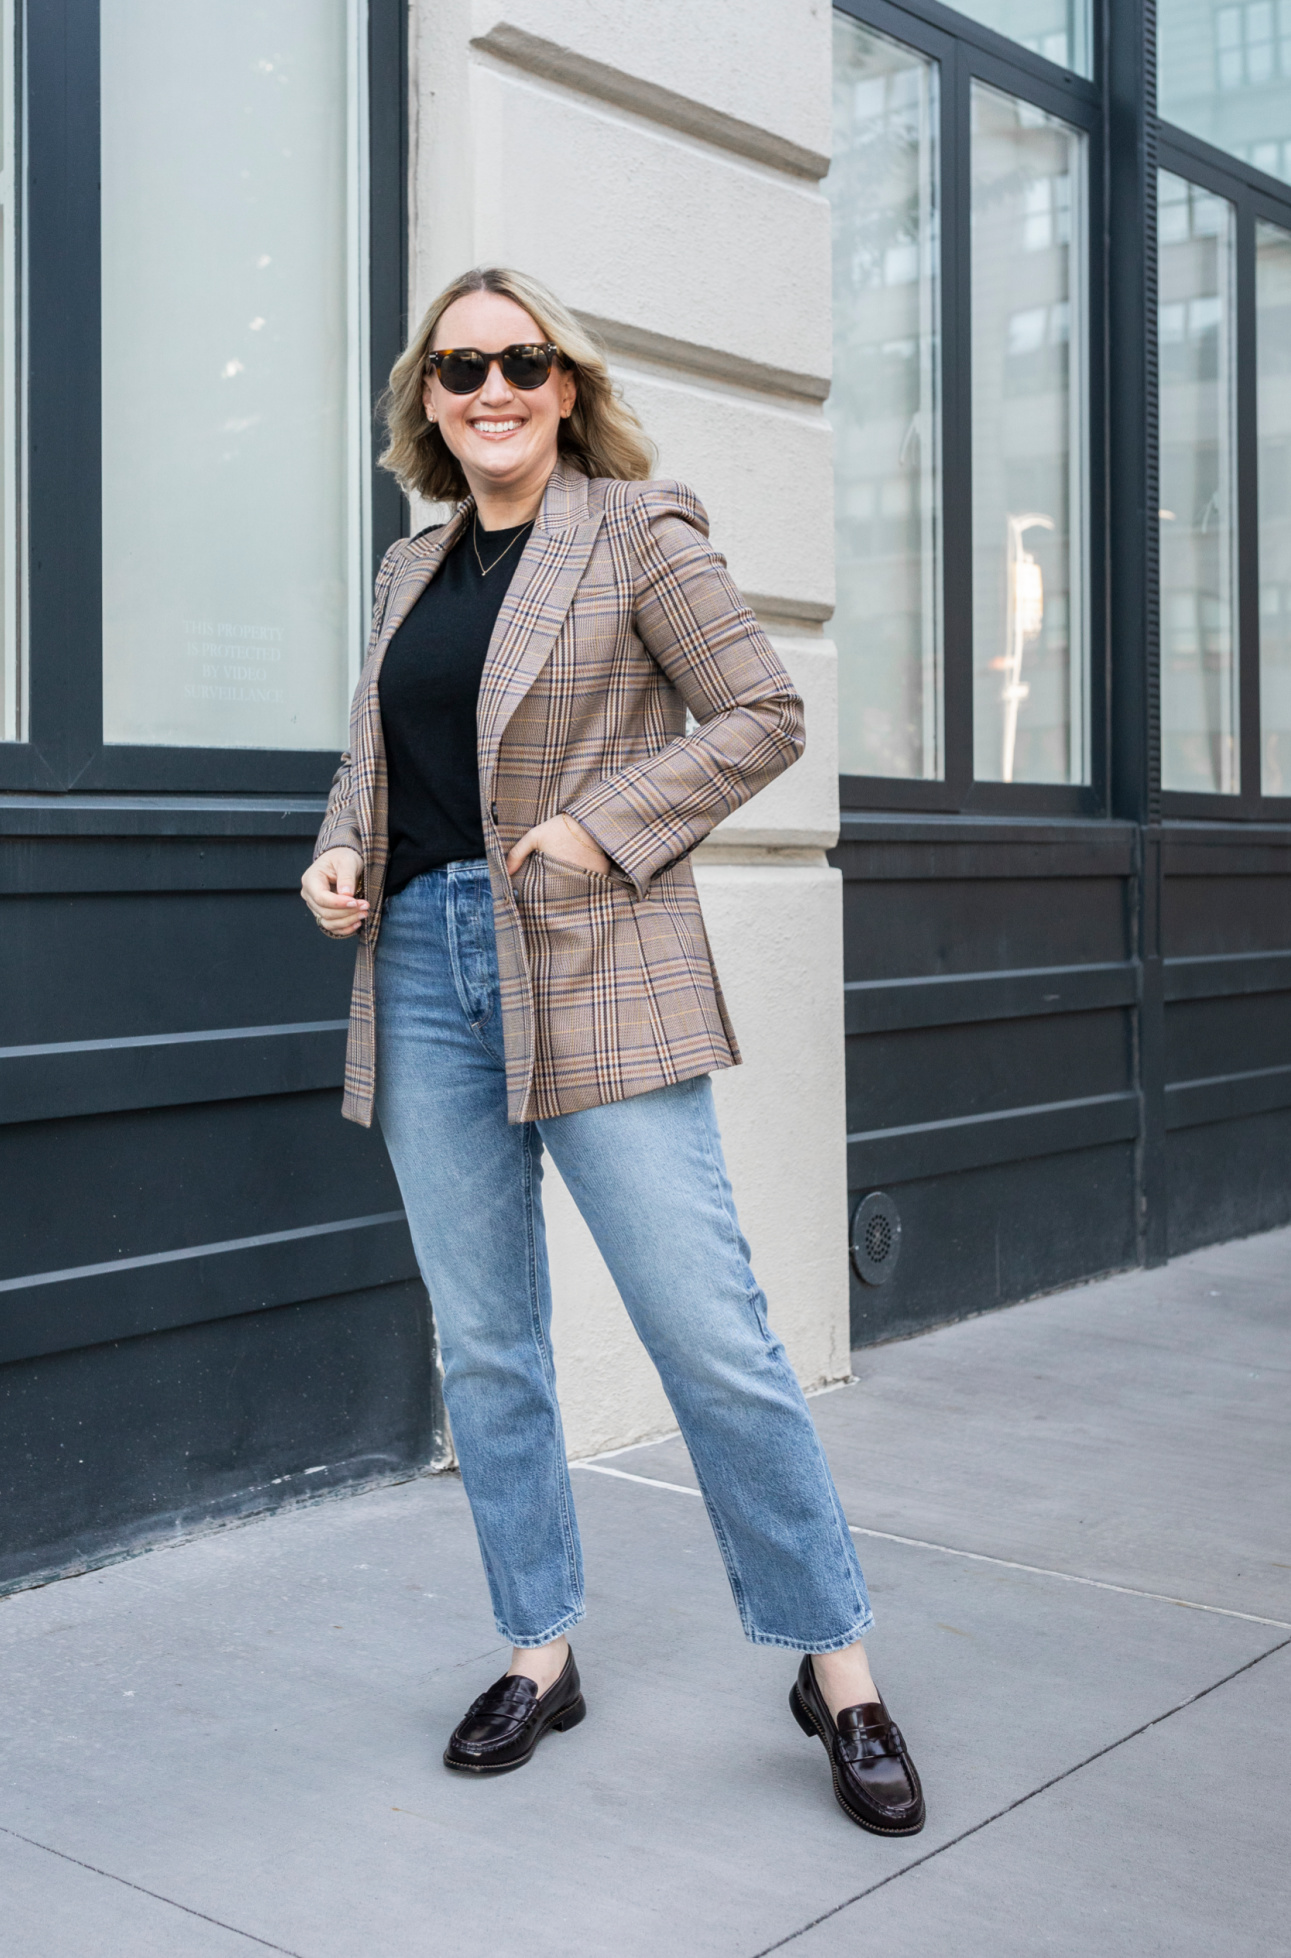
[0, 892, 348, 1041]
[0, 1212, 415, 1368]
[0, 1282, 439, 1596]
[846, 1006, 1132, 1133]
[1167, 1108, 1291, 1253]
[0, 1090, 399, 1281]
[848, 1142, 1139, 1347]
[1165, 950, 1291, 1000]
[845, 960, 1139, 1035]
[1166, 992, 1291, 1084]
[835, 811, 1143, 1342]
[0, 1024, 347, 1127]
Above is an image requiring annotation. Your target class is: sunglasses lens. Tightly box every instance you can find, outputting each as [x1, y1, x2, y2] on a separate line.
[501, 346, 553, 389]
[437, 350, 489, 393]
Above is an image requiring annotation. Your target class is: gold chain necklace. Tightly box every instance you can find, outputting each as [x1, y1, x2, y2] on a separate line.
[472, 512, 533, 578]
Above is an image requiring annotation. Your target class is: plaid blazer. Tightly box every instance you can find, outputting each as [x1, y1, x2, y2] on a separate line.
[315, 457, 804, 1126]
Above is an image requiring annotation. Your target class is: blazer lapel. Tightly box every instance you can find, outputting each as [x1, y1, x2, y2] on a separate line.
[477, 459, 602, 801]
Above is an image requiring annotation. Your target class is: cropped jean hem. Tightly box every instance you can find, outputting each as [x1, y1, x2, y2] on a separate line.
[745, 1608, 874, 1654]
[497, 1603, 587, 1649]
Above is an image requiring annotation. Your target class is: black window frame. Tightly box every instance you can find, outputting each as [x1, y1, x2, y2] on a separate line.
[832, 0, 1107, 818]
[5, 0, 407, 797]
[1154, 121, 1291, 821]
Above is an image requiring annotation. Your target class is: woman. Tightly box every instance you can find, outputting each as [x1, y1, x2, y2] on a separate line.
[301, 267, 924, 1835]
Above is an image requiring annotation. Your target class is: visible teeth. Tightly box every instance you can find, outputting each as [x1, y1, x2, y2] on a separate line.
[472, 420, 522, 432]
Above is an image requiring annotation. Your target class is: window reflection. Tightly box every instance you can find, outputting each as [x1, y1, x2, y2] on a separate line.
[970, 85, 1089, 785]
[0, 0, 15, 742]
[1160, 0, 1291, 186]
[1159, 172, 1240, 794]
[828, 14, 943, 779]
[1257, 219, 1291, 793]
[944, 1, 1091, 77]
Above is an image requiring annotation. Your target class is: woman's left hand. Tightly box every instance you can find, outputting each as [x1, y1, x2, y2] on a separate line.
[505, 812, 611, 879]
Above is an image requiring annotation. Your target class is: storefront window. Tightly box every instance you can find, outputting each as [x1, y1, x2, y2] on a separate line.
[1159, 0, 1291, 186]
[828, 14, 942, 780]
[100, 0, 369, 751]
[1257, 218, 1291, 792]
[0, 0, 17, 743]
[1159, 172, 1240, 794]
[970, 84, 1089, 785]
[946, 1, 1091, 77]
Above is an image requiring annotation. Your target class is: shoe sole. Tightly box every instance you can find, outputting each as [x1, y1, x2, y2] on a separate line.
[443, 1693, 587, 1776]
[789, 1683, 925, 1837]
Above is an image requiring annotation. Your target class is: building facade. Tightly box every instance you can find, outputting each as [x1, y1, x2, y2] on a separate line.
[1, 0, 1288, 1590]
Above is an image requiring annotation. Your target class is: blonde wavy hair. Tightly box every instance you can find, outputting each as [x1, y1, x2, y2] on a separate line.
[380, 266, 655, 502]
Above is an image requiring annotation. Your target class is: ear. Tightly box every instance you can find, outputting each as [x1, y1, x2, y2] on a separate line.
[558, 366, 578, 419]
[422, 372, 436, 419]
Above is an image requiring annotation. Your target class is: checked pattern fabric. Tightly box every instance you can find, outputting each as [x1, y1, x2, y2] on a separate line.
[314, 458, 805, 1126]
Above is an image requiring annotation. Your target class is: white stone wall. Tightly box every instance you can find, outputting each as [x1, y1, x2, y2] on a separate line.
[409, 0, 849, 1458]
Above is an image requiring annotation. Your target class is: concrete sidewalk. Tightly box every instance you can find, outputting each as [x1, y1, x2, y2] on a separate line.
[2, 1230, 1288, 1957]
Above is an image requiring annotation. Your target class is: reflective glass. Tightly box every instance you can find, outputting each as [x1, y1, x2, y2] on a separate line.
[970, 84, 1089, 784]
[101, 0, 369, 751]
[1160, 1, 1291, 187]
[944, 1, 1091, 77]
[0, 0, 15, 742]
[828, 14, 942, 780]
[1159, 172, 1240, 793]
[1257, 219, 1291, 793]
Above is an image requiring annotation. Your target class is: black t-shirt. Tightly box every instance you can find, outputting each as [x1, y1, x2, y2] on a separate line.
[378, 517, 533, 897]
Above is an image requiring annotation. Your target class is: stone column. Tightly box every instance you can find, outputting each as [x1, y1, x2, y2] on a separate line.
[409, 0, 848, 1456]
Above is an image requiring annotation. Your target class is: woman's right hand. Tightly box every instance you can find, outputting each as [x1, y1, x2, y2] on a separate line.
[301, 847, 368, 937]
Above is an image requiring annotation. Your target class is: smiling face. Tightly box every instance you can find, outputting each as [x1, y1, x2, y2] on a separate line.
[422, 291, 577, 517]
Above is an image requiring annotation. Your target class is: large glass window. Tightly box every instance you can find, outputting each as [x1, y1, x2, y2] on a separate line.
[1158, 171, 1240, 794]
[944, 1, 1091, 77]
[970, 84, 1089, 785]
[828, 13, 942, 780]
[100, 0, 370, 752]
[0, 0, 16, 743]
[1257, 217, 1291, 792]
[1159, 0, 1291, 186]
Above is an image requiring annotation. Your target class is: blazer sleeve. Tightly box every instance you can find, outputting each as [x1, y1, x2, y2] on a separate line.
[312, 539, 403, 864]
[561, 483, 805, 898]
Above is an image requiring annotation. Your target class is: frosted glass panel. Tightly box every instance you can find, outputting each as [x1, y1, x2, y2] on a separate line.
[971, 84, 1089, 784]
[1159, 172, 1239, 794]
[828, 13, 943, 779]
[946, 1, 1091, 77]
[101, 1, 368, 750]
[1257, 219, 1291, 793]
[1160, 1, 1291, 187]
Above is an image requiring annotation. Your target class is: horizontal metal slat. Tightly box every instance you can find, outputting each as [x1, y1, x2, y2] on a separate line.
[1163, 949, 1291, 1002]
[845, 961, 1139, 1036]
[0, 1021, 349, 1124]
[848, 1090, 1140, 1186]
[1165, 1063, 1291, 1131]
[0, 1211, 417, 1366]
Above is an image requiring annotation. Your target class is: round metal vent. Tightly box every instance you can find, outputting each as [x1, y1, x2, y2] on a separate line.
[851, 1191, 902, 1287]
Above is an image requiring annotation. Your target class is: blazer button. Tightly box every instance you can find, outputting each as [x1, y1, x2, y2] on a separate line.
[490, 802, 499, 822]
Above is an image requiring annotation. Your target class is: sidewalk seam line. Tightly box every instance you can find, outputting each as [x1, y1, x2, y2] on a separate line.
[0, 1824, 311, 1958]
[744, 1635, 1291, 1958]
[569, 1462, 1291, 1629]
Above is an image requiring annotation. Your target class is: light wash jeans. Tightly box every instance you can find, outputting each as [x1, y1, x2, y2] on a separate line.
[375, 859, 872, 1651]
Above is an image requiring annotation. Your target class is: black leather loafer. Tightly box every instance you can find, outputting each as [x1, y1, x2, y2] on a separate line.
[443, 1648, 586, 1775]
[790, 1655, 925, 1835]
